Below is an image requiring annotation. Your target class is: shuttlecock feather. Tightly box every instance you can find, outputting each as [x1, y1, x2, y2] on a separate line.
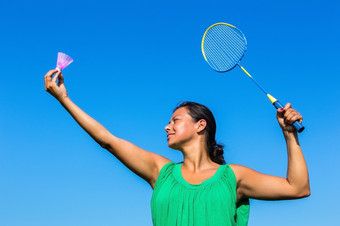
[56, 52, 73, 71]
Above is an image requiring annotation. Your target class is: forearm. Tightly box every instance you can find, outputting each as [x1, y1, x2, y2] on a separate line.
[58, 96, 114, 148]
[284, 131, 310, 196]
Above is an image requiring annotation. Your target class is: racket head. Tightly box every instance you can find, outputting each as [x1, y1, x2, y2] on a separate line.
[201, 23, 247, 72]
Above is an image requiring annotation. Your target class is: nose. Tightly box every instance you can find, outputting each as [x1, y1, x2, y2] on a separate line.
[164, 124, 171, 132]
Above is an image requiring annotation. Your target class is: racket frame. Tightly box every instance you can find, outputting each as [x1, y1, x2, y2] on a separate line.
[201, 22, 248, 73]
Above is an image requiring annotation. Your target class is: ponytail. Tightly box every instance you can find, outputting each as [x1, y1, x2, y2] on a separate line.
[209, 142, 226, 165]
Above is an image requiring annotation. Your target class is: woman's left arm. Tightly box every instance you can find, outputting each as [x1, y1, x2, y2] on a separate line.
[230, 103, 310, 201]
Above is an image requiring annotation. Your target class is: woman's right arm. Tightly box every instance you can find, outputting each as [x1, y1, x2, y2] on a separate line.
[44, 69, 171, 188]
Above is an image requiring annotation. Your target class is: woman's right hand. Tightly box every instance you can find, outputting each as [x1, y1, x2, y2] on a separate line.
[44, 69, 68, 101]
[276, 103, 303, 133]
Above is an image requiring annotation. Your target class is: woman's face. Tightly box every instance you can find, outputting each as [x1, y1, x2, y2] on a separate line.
[164, 107, 198, 150]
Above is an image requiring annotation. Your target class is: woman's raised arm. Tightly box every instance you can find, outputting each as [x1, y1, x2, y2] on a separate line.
[44, 69, 171, 188]
[230, 104, 310, 201]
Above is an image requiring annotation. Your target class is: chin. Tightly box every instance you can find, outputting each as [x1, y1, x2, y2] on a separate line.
[168, 142, 181, 151]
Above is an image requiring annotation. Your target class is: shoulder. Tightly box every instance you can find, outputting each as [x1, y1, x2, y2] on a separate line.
[228, 164, 255, 183]
[228, 163, 246, 173]
[228, 164, 254, 172]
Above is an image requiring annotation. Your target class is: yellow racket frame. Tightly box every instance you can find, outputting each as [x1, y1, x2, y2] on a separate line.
[201, 22, 236, 62]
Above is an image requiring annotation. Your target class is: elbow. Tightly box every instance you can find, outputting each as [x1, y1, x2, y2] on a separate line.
[94, 137, 110, 149]
[295, 187, 311, 198]
[99, 141, 110, 150]
[303, 188, 311, 198]
[299, 190, 311, 198]
[96, 133, 113, 150]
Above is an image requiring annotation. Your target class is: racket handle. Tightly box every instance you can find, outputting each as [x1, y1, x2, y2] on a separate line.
[273, 101, 305, 133]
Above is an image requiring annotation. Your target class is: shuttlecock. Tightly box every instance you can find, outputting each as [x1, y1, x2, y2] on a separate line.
[56, 52, 73, 71]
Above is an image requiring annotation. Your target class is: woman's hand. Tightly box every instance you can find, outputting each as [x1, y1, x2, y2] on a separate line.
[44, 69, 68, 101]
[276, 103, 303, 133]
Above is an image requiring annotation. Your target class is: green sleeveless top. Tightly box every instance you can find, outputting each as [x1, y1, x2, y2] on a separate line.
[151, 162, 249, 226]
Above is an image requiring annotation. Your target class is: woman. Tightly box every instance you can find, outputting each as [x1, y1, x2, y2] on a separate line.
[44, 69, 310, 225]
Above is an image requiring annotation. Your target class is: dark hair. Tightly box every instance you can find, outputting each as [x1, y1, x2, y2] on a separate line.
[174, 101, 226, 165]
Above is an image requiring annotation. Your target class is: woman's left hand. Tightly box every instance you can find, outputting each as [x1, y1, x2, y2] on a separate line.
[276, 103, 303, 133]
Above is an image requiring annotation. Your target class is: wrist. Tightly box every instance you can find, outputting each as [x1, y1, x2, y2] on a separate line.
[282, 130, 299, 144]
[57, 95, 69, 104]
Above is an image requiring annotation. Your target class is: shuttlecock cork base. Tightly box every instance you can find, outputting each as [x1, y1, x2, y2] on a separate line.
[56, 52, 73, 71]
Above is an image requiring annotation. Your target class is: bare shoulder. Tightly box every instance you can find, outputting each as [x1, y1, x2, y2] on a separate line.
[229, 164, 246, 172]
[228, 164, 242, 181]
[228, 164, 256, 182]
[229, 164, 255, 172]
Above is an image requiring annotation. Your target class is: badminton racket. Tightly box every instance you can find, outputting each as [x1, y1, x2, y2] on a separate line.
[201, 22, 304, 132]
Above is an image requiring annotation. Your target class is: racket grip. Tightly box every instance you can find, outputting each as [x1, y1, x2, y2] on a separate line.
[273, 101, 305, 133]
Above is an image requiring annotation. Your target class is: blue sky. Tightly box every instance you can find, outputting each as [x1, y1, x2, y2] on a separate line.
[1, 0, 339, 225]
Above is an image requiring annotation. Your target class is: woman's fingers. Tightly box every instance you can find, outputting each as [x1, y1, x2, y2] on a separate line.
[283, 103, 291, 111]
[282, 103, 303, 124]
[44, 69, 58, 89]
[277, 107, 285, 116]
[287, 113, 302, 124]
[58, 72, 64, 85]
[276, 103, 303, 132]
[284, 109, 295, 123]
[44, 69, 58, 80]
[44, 69, 68, 101]
[44, 69, 60, 94]
[52, 70, 61, 84]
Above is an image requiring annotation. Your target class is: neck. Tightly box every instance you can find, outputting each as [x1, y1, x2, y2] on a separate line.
[180, 139, 217, 172]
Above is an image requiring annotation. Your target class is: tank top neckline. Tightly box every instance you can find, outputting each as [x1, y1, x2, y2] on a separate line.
[173, 162, 226, 189]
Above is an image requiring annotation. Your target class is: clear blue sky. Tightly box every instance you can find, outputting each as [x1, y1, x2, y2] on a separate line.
[1, 0, 339, 225]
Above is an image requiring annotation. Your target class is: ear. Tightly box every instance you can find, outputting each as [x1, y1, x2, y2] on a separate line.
[196, 119, 207, 133]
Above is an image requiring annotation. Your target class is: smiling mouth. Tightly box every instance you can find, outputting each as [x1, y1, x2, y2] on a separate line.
[167, 133, 175, 139]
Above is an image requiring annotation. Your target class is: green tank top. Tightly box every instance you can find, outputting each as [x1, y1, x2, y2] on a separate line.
[151, 162, 249, 226]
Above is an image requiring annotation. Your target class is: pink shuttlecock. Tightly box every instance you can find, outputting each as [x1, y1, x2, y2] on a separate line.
[56, 52, 73, 71]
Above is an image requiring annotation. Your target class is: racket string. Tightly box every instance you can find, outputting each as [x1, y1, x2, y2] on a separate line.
[205, 37, 234, 71]
[215, 26, 243, 61]
[203, 38, 227, 70]
[213, 26, 245, 68]
[203, 24, 247, 72]
[205, 39, 231, 71]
